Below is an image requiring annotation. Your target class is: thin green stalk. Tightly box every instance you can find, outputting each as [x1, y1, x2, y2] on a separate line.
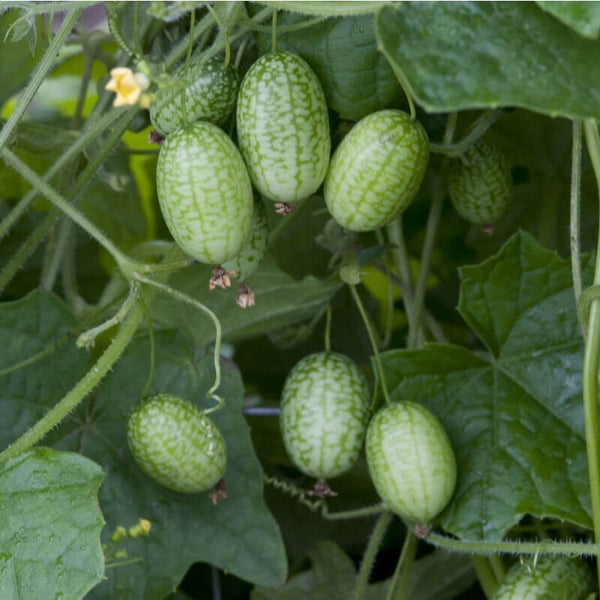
[571, 120, 583, 320]
[0, 108, 125, 243]
[237, 15, 326, 33]
[386, 532, 417, 600]
[41, 217, 71, 291]
[138, 298, 155, 400]
[386, 216, 415, 331]
[71, 46, 94, 130]
[164, 11, 216, 70]
[324, 304, 332, 352]
[471, 557, 497, 599]
[0, 9, 81, 152]
[429, 109, 503, 157]
[206, 4, 230, 69]
[489, 555, 506, 582]
[426, 531, 600, 557]
[349, 283, 391, 405]
[582, 118, 600, 592]
[322, 503, 387, 520]
[387, 61, 416, 120]
[272, 9, 278, 52]
[131, 273, 224, 414]
[352, 511, 394, 600]
[408, 113, 457, 349]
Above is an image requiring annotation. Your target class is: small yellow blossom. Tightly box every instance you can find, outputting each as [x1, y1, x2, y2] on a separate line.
[105, 67, 149, 107]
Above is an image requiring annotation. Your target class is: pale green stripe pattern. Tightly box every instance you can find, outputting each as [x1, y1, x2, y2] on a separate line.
[493, 556, 594, 599]
[448, 142, 512, 225]
[127, 394, 227, 494]
[237, 51, 331, 203]
[222, 196, 268, 281]
[280, 352, 370, 480]
[156, 121, 253, 265]
[366, 401, 456, 523]
[150, 57, 239, 136]
[324, 109, 429, 232]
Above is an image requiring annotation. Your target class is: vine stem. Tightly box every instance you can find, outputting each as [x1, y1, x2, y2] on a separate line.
[0, 8, 81, 153]
[385, 532, 417, 600]
[131, 273, 224, 414]
[352, 511, 393, 600]
[571, 120, 583, 330]
[582, 118, 600, 591]
[429, 109, 503, 157]
[324, 304, 332, 352]
[349, 283, 391, 405]
[408, 113, 457, 349]
[426, 531, 600, 557]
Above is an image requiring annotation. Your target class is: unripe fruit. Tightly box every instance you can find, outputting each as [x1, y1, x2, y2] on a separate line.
[366, 401, 456, 523]
[280, 352, 370, 480]
[150, 57, 239, 137]
[493, 556, 594, 600]
[156, 121, 253, 264]
[127, 394, 226, 493]
[236, 51, 331, 203]
[448, 142, 512, 225]
[324, 109, 429, 232]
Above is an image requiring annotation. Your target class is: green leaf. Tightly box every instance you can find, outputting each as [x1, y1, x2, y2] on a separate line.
[150, 257, 341, 348]
[376, 2, 600, 119]
[71, 331, 287, 598]
[253, 12, 402, 121]
[537, 1, 600, 39]
[380, 232, 592, 540]
[0, 448, 105, 600]
[0, 290, 90, 445]
[262, 2, 388, 16]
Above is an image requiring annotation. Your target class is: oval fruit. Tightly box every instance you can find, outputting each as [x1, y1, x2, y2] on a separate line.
[366, 401, 456, 523]
[448, 142, 512, 225]
[280, 352, 370, 480]
[156, 121, 253, 264]
[324, 109, 429, 232]
[127, 394, 227, 493]
[493, 556, 593, 600]
[221, 196, 268, 280]
[150, 57, 239, 137]
[236, 51, 331, 203]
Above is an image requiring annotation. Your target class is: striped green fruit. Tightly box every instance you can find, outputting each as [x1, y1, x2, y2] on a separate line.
[236, 51, 331, 203]
[156, 121, 253, 264]
[280, 352, 370, 480]
[324, 109, 429, 232]
[448, 142, 512, 225]
[127, 394, 227, 493]
[366, 401, 456, 523]
[150, 57, 239, 137]
[221, 196, 268, 280]
[493, 556, 593, 600]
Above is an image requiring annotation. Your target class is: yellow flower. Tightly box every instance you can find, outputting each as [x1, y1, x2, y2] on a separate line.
[105, 67, 148, 107]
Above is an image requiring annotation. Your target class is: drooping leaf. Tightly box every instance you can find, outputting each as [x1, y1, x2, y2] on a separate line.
[253, 11, 403, 121]
[150, 257, 341, 348]
[537, 1, 600, 39]
[376, 2, 600, 119]
[0, 448, 105, 599]
[380, 232, 592, 540]
[69, 331, 287, 598]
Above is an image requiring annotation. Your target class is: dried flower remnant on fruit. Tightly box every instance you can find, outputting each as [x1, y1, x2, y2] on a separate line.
[209, 479, 228, 505]
[210, 267, 234, 290]
[306, 479, 337, 498]
[236, 284, 256, 308]
[105, 67, 150, 107]
[148, 130, 164, 145]
[275, 202, 295, 216]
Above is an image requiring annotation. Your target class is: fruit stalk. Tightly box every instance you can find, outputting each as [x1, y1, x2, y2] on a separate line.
[570, 120, 583, 317]
[581, 118, 600, 592]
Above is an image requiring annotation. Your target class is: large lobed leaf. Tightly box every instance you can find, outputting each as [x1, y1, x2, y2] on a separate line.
[376, 2, 600, 119]
[0, 448, 105, 600]
[380, 232, 592, 540]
